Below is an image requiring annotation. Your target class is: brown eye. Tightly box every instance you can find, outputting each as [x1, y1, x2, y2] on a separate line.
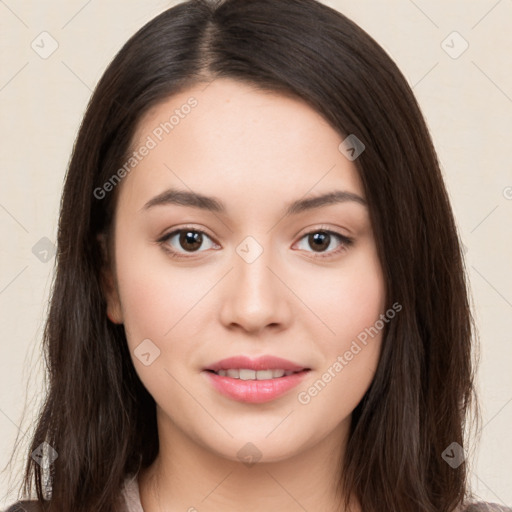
[178, 230, 203, 251]
[159, 228, 218, 257]
[295, 229, 354, 258]
[308, 232, 331, 252]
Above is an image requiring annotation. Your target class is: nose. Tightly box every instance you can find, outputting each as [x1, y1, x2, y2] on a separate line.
[218, 242, 292, 335]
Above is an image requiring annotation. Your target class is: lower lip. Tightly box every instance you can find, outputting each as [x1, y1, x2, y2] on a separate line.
[203, 370, 310, 403]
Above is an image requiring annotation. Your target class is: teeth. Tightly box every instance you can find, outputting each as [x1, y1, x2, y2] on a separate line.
[215, 369, 297, 380]
[255, 370, 273, 380]
[239, 369, 256, 380]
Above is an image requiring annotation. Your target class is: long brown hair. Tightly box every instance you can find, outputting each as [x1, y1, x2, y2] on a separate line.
[6, 0, 480, 510]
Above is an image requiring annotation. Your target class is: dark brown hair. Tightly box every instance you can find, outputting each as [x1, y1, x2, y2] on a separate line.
[6, 0, 480, 510]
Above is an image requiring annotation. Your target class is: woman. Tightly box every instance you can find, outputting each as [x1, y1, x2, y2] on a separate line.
[5, 0, 510, 511]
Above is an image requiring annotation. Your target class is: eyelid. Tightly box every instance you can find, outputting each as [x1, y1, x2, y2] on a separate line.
[294, 223, 351, 240]
[157, 223, 216, 241]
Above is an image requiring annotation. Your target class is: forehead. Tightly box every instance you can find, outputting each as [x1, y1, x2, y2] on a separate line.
[120, 78, 364, 214]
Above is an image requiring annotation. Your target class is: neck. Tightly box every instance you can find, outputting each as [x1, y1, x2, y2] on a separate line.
[138, 408, 360, 512]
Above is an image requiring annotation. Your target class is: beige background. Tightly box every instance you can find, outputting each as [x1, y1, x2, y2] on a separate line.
[0, 0, 511, 507]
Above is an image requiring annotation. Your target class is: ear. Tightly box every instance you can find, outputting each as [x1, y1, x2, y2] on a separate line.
[97, 233, 124, 324]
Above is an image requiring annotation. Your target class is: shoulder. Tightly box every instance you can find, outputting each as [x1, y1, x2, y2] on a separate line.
[7, 498, 509, 512]
[4, 473, 140, 512]
[2, 501, 44, 512]
[463, 502, 512, 512]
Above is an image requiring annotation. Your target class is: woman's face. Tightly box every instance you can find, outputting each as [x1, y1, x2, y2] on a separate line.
[103, 78, 386, 463]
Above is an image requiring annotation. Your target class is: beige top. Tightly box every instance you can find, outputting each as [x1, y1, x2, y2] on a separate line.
[4, 478, 512, 511]
[121, 473, 144, 512]
[118, 473, 512, 512]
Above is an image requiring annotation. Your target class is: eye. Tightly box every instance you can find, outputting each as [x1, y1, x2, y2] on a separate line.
[294, 228, 354, 258]
[157, 226, 354, 260]
[158, 227, 219, 259]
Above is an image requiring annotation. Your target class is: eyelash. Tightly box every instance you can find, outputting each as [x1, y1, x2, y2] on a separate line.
[157, 225, 354, 261]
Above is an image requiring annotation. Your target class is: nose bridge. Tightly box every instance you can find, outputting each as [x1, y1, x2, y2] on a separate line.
[234, 233, 278, 306]
[219, 233, 289, 331]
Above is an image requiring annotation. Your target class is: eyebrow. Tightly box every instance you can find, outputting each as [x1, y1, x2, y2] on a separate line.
[141, 187, 368, 216]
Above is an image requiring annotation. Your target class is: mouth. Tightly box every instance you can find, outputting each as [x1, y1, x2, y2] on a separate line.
[204, 368, 310, 380]
[202, 355, 311, 403]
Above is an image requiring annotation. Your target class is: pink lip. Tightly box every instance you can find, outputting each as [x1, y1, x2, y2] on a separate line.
[202, 355, 311, 404]
[203, 370, 310, 403]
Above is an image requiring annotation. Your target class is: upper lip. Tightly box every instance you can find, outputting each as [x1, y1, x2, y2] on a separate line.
[204, 355, 310, 372]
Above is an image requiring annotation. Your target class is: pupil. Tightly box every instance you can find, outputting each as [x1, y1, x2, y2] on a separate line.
[180, 231, 202, 251]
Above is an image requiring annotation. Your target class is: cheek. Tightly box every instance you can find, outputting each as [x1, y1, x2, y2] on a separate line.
[294, 242, 385, 401]
[116, 258, 173, 345]
[114, 230, 211, 341]
[303, 243, 386, 345]
[113, 242, 211, 404]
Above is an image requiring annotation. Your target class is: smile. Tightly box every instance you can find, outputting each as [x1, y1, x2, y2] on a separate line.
[209, 368, 300, 379]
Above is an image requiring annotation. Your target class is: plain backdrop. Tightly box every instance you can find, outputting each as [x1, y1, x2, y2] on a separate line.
[0, 0, 511, 507]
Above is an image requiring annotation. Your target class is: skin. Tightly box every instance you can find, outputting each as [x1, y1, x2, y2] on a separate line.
[101, 78, 386, 511]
